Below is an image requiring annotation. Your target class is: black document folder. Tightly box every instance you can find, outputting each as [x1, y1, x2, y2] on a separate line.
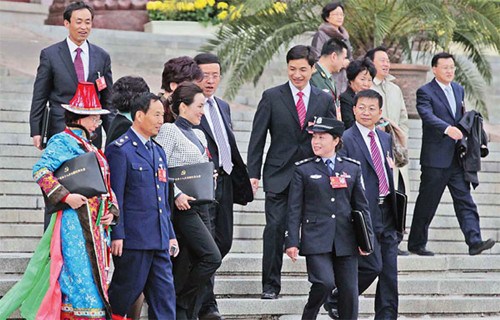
[40, 103, 51, 149]
[352, 210, 373, 254]
[45, 152, 107, 214]
[395, 190, 408, 234]
[168, 162, 215, 205]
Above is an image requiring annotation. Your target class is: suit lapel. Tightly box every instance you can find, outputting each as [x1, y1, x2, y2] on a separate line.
[431, 79, 455, 119]
[58, 40, 78, 86]
[279, 83, 300, 127]
[306, 88, 320, 123]
[129, 130, 154, 168]
[215, 97, 237, 145]
[352, 125, 376, 172]
[451, 82, 464, 120]
[88, 42, 96, 82]
[200, 116, 215, 142]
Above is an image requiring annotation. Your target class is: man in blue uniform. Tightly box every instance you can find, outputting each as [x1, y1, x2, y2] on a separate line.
[326, 89, 399, 319]
[105, 92, 178, 319]
[285, 117, 373, 320]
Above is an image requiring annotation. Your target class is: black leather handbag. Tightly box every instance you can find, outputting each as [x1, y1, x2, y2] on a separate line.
[44, 152, 107, 214]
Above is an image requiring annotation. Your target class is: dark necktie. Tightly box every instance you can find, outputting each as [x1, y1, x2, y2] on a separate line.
[296, 91, 306, 128]
[74, 47, 85, 82]
[208, 98, 232, 174]
[368, 131, 389, 196]
[145, 140, 154, 161]
[325, 159, 334, 176]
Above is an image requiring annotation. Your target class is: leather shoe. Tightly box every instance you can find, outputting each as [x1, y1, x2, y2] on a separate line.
[398, 248, 410, 256]
[323, 288, 339, 319]
[469, 239, 495, 256]
[323, 304, 339, 319]
[199, 310, 224, 320]
[261, 292, 278, 299]
[409, 248, 435, 256]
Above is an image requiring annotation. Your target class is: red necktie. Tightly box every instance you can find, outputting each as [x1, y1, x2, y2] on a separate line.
[74, 48, 85, 82]
[296, 91, 306, 128]
[368, 131, 390, 196]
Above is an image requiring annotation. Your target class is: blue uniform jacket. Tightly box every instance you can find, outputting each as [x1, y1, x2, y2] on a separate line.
[105, 128, 175, 250]
[285, 156, 373, 256]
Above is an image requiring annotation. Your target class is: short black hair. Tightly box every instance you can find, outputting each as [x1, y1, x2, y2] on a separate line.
[431, 52, 455, 67]
[165, 82, 203, 116]
[63, 1, 94, 22]
[286, 45, 316, 67]
[194, 53, 222, 72]
[162, 56, 204, 92]
[131, 92, 160, 120]
[111, 76, 150, 113]
[321, 2, 344, 22]
[353, 89, 383, 109]
[320, 37, 348, 57]
[346, 58, 377, 82]
[364, 46, 387, 62]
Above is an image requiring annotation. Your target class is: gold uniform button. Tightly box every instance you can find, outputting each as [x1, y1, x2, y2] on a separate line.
[331, 214, 336, 219]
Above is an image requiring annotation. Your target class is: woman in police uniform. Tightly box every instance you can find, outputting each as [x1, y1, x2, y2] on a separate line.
[285, 117, 373, 320]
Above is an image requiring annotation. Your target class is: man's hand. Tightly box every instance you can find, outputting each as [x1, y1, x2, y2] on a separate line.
[33, 135, 42, 150]
[446, 126, 463, 140]
[358, 247, 371, 256]
[65, 193, 87, 209]
[111, 239, 123, 256]
[175, 193, 195, 210]
[99, 212, 114, 225]
[169, 239, 179, 257]
[286, 247, 299, 262]
[250, 178, 259, 195]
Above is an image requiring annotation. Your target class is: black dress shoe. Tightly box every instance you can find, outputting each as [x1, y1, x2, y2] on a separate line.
[199, 310, 224, 320]
[409, 248, 435, 256]
[323, 288, 339, 319]
[469, 239, 495, 256]
[398, 248, 410, 256]
[261, 292, 278, 299]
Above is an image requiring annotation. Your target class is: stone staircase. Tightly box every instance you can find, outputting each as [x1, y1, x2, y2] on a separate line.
[1, 11, 500, 319]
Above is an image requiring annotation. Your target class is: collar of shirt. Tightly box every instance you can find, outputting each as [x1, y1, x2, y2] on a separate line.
[316, 62, 331, 80]
[321, 154, 337, 166]
[119, 112, 133, 122]
[130, 127, 150, 146]
[289, 81, 311, 109]
[66, 37, 89, 57]
[435, 78, 453, 92]
[372, 74, 396, 86]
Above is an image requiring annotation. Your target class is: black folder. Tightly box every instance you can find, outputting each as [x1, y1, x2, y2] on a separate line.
[352, 210, 373, 254]
[168, 162, 215, 205]
[44, 152, 107, 214]
[395, 190, 408, 234]
[40, 103, 51, 149]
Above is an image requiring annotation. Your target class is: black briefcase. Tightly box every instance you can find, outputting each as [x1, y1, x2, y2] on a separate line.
[44, 152, 107, 214]
[168, 162, 215, 205]
[395, 190, 408, 234]
[352, 210, 373, 254]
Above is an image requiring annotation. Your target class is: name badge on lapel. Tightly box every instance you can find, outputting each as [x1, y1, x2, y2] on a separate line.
[330, 176, 347, 189]
[158, 165, 167, 183]
[96, 72, 107, 91]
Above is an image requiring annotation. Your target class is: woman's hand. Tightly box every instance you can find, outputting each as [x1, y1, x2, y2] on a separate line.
[64, 193, 87, 209]
[169, 239, 179, 257]
[175, 193, 196, 211]
[100, 212, 114, 225]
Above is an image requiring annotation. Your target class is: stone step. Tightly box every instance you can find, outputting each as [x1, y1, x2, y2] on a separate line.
[0, 109, 29, 123]
[0, 195, 43, 209]
[0, 168, 33, 182]
[0, 223, 43, 238]
[0, 145, 40, 157]
[0, 209, 43, 223]
[0, 92, 33, 102]
[0, 99, 31, 111]
[0, 132, 32, 146]
[0, 156, 38, 169]
[0, 122, 30, 134]
[0, 181, 41, 195]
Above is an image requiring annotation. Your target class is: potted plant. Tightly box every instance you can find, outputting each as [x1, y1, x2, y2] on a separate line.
[204, 0, 500, 118]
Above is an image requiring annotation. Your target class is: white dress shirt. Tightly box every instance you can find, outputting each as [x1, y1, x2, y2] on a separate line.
[355, 122, 390, 186]
[66, 37, 89, 81]
[289, 81, 311, 111]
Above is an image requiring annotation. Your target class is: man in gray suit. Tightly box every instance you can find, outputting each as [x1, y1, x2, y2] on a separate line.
[30, 1, 114, 150]
[247, 45, 336, 299]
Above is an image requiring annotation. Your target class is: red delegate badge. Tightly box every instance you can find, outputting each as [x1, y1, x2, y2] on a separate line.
[330, 176, 347, 189]
[158, 166, 167, 183]
[96, 72, 107, 91]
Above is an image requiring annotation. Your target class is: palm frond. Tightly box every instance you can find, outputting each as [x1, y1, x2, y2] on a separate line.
[454, 55, 488, 118]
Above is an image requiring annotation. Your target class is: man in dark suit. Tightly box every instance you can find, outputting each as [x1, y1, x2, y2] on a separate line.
[106, 93, 178, 319]
[105, 76, 150, 146]
[326, 89, 399, 319]
[193, 53, 253, 320]
[310, 37, 347, 119]
[285, 117, 373, 320]
[408, 52, 495, 256]
[30, 1, 114, 150]
[247, 45, 335, 299]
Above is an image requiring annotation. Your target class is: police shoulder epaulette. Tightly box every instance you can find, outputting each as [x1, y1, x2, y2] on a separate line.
[295, 157, 315, 166]
[113, 135, 131, 147]
[341, 156, 360, 165]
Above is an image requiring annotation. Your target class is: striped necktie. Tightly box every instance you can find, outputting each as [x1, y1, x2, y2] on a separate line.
[208, 98, 232, 174]
[296, 91, 306, 128]
[368, 131, 389, 196]
[74, 48, 85, 82]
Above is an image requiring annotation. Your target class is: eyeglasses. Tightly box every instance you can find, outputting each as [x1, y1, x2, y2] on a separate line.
[329, 13, 345, 17]
[89, 116, 102, 125]
[355, 105, 379, 113]
[203, 73, 221, 81]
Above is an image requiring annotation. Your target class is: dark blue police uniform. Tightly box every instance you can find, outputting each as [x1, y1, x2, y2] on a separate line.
[105, 128, 176, 319]
[286, 155, 373, 320]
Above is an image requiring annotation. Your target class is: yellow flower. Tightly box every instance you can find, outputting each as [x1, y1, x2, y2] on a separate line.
[217, 10, 228, 20]
[217, 1, 228, 10]
[146, 1, 162, 11]
[273, 2, 287, 14]
[194, 0, 207, 10]
[186, 2, 195, 11]
[229, 5, 242, 20]
[207, 0, 215, 6]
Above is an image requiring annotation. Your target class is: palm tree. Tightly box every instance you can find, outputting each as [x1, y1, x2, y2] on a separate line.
[204, 0, 500, 118]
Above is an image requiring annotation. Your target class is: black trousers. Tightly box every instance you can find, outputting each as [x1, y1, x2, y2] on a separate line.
[172, 206, 221, 319]
[408, 159, 482, 251]
[109, 249, 175, 319]
[198, 173, 233, 314]
[303, 253, 358, 320]
[262, 189, 289, 294]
